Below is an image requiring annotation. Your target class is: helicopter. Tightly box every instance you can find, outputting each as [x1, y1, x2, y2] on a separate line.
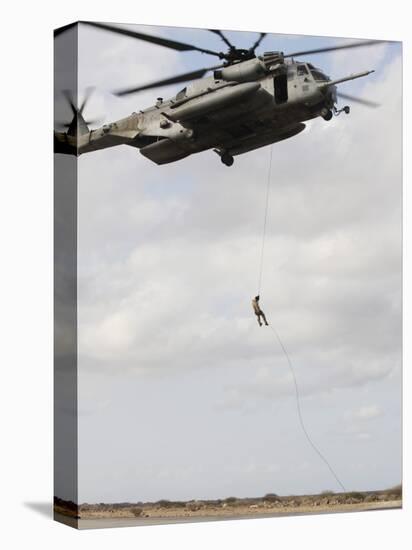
[54, 22, 382, 167]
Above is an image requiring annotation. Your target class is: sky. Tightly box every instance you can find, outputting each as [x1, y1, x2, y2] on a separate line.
[70, 23, 402, 503]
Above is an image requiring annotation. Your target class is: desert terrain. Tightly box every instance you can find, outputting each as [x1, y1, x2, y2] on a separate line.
[54, 485, 401, 527]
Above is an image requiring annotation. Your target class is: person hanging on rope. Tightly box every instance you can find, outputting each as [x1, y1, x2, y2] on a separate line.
[252, 295, 269, 327]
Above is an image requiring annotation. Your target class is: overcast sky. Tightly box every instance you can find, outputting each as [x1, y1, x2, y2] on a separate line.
[73, 23, 402, 503]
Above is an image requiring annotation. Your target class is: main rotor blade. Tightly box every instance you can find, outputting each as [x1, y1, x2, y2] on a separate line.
[114, 65, 224, 96]
[82, 21, 223, 57]
[208, 29, 235, 49]
[337, 92, 380, 108]
[284, 39, 383, 58]
[250, 32, 267, 52]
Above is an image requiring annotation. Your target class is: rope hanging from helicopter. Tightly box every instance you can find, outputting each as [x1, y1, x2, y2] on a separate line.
[257, 145, 346, 493]
[257, 146, 273, 296]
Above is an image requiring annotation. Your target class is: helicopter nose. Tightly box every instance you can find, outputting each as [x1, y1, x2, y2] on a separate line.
[318, 82, 337, 107]
[329, 84, 338, 104]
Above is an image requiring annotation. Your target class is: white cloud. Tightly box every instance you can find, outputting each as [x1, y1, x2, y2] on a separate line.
[346, 405, 383, 421]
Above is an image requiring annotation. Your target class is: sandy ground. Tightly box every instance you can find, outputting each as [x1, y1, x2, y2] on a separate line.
[68, 500, 401, 530]
[78, 499, 402, 520]
[54, 488, 402, 530]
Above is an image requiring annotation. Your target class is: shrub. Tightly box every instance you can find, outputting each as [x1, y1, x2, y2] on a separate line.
[186, 502, 202, 512]
[172, 501, 187, 508]
[131, 507, 143, 517]
[156, 500, 174, 508]
[389, 485, 402, 498]
[345, 491, 365, 501]
[264, 493, 280, 503]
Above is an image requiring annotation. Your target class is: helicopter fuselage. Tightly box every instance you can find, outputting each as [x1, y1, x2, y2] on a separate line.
[55, 53, 371, 166]
[135, 58, 335, 165]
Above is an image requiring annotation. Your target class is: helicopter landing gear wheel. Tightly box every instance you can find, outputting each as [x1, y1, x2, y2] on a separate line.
[221, 153, 234, 167]
[322, 109, 333, 121]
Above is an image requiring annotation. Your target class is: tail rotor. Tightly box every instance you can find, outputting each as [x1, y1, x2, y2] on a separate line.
[55, 87, 101, 136]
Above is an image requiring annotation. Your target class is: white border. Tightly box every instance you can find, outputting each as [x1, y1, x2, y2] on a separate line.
[1, 1, 409, 548]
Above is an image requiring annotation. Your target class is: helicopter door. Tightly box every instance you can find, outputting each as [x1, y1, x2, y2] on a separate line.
[273, 73, 288, 104]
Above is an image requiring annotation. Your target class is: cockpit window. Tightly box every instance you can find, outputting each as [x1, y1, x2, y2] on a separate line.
[310, 69, 329, 82]
[176, 87, 187, 100]
[297, 65, 309, 76]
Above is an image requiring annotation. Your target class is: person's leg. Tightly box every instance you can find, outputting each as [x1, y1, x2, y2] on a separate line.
[256, 314, 262, 326]
[261, 312, 269, 326]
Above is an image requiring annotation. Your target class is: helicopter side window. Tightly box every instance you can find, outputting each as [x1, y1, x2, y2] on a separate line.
[175, 87, 187, 100]
[297, 65, 309, 76]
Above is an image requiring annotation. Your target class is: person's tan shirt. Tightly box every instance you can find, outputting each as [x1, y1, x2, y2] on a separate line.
[252, 298, 261, 315]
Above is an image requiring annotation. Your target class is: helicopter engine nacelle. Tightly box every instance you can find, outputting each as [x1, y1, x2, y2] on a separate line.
[214, 58, 267, 83]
